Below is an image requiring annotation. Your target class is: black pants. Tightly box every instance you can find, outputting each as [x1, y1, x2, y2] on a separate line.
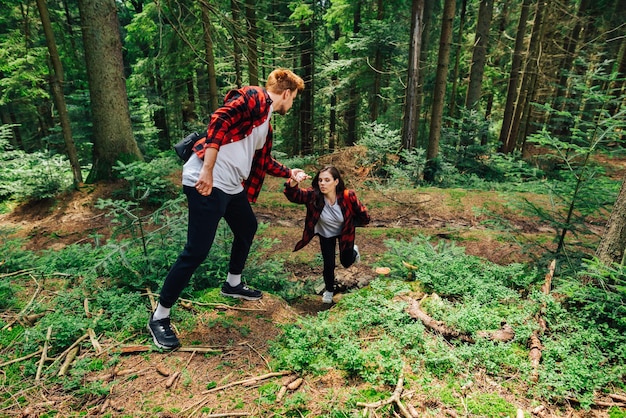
[159, 186, 258, 308]
[319, 235, 357, 293]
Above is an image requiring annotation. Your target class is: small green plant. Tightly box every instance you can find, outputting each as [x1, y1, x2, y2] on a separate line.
[112, 157, 180, 205]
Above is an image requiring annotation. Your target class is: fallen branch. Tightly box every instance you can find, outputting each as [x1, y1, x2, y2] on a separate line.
[88, 328, 102, 354]
[145, 291, 265, 312]
[146, 287, 157, 311]
[0, 348, 43, 368]
[183, 371, 292, 416]
[202, 371, 292, 394]
[594, 400, 625, 407]
[2, 275, 41, 331]
[58, 346, 80, 376]
[609, 393, 626, 403]
[118, 345, 221, 354]
[402, 296, 474, 343]
[36, 326, 53, 381]
[165, 371, 181, 389]
[357, 371, 414, 418]
[166, 350, 196, 389]
[45, 332, 90, 374]
[0, 268, 36, 278]
[529, 260, 555, 382]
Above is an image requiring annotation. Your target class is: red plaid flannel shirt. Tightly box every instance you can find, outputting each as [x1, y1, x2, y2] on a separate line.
[284, 183, 370, 252]
[192, 86, 291, 202]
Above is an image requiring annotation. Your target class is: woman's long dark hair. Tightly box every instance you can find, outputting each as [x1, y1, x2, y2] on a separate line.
[311, 166, 346, 209]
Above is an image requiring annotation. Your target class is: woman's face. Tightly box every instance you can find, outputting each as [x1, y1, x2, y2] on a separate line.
[318, 171, 338, 195]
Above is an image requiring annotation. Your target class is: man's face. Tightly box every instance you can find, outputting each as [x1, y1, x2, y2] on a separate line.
[275, 89, 297, 115]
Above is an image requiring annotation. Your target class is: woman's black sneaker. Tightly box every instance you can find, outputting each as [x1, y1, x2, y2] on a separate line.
[147, 314, 180, 350]
[221, 282, 262, 300]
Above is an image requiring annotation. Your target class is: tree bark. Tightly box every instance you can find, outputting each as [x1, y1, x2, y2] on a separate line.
[36, 0, 83, 186]
[200, 3, 219, 113]
[414, 0, 434, 148]
[369, 0, 385, 122]
[552, 0, 590, 112]
[509, 0, 545, 156]
[300, 18, 314, 155]
[448, 0, 467, 121]
[424, 0, 455, 181]
[464, 0, 494, 112]
[401, 0, 425, 151]
[345, 0, 362, 147]
[329, 25, 340, 152]
[499, 0, 532, 154]
[77, 0, 142, 182]
[245, 0, 259, 86]
[231, 0, 243, 88]
[596, 176, 626, 268]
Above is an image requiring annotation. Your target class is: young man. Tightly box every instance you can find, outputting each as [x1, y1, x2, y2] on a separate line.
[148, 68, 308, 350]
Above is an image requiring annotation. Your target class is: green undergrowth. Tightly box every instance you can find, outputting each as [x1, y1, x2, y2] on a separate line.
[1, 194, 625, 415]
[270, 237, 626, 413]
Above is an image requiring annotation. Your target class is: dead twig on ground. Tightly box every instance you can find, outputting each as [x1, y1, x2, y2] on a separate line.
[183, 371, 292, 416]
[144, 291, 265, 311]
[357, 371, 414, 418]
[88, 328, 102, 354]
[241, 342, 270, 370]
[530, 260, 555, 382]
[166, 350, 196, 389]
[36, 326, 53, 381]
[57, 346, 79, 376]
[2, 275, 41, 331]
[146, 287, 157, 311]
[45, 332, 89, 375]
[0, 349, 43, 368]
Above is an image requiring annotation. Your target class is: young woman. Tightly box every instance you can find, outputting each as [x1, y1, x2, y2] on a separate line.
[284, 166, 370, 303]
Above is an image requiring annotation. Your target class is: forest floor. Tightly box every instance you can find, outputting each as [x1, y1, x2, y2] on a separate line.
[1, 148, 625, 417]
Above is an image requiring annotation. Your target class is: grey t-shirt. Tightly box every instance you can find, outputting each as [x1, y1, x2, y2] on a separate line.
[315, 200, 344, 238]
[181, 109, 272, 193]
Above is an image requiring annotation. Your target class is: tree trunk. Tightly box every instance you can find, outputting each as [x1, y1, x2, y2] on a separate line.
[36, 0, 83, 186]
[369, 0, 385, 122]
[448, 0, 467, 120]
[464, 0, 494, 111]
[401, 0, 425, 151]
[499, 0, 532, 154]
[77, 0, 142, 182]
[345, 0, 362, 147]
[300, 19, 314, 155]
[424, 0, 455, 181]
[509, 0, 545, 156]
[151, 65, 170, 151]
[201, 3, 219, 113]
[245, 0, 259, 86]
[329, 25, 340, 152]
[596, 176, 626, 268]
[552, 0, 590, 112]
[414, 0, 434, 148]
[182, 77, 197, 123]
[231, 0, 243, 88]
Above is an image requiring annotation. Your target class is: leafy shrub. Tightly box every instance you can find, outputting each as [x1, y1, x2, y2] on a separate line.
[0, 134, 73, 202]
[112, 157, 180, 204]
[0, 231, 36, 273]
[0, 279, 16, 310]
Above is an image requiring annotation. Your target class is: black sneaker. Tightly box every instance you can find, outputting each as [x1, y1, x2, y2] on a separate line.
[221, 282, 262, 301]
[147, 314, 180, 350]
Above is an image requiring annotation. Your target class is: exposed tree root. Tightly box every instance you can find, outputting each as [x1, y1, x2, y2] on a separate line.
[401, 296, 475, 343]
